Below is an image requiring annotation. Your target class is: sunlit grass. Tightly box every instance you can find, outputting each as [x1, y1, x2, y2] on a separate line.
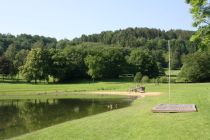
[8, 82, 210, 140]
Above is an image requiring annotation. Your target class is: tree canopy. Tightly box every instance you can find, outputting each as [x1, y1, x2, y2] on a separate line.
[187, 0, 210, 49]
[20, 48, 51, 83]
[178, 52, 210, 82]
[0, 27, 201, 83]
[127, 49, 160, 78]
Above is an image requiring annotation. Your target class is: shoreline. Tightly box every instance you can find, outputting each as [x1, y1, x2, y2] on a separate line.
[91, 91, 162, 98]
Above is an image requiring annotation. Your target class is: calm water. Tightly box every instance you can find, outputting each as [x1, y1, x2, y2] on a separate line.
[0, 98, 134, 140]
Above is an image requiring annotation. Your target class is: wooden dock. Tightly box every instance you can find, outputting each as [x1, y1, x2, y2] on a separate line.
[152, 104, 197, 113]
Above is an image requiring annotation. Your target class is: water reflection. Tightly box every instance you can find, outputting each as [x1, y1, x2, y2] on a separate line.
[0, 98, 133, 140]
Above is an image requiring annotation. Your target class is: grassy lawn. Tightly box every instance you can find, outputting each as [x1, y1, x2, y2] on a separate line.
[5, 82, 210, 140]
[0, 81, 136, 99]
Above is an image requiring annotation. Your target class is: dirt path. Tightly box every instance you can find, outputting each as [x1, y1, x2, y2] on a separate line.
[92, 91, 162, 98]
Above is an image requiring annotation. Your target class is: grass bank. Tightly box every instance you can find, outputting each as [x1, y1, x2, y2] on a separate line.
[0, 81, 161, 99]
[0, 81, 133, 99]
[10, 82, 210, 140]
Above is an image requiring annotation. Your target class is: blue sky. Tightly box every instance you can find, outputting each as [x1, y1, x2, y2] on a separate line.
[0, 0, 195, 40]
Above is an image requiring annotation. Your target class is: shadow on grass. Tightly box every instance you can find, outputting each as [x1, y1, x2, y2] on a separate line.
[0, 78, 28, 84]
[58, 78, 133, 84]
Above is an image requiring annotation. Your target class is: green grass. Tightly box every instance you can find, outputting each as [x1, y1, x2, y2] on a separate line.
[0, 81, 136, 99]
[7, 82, 210, 140]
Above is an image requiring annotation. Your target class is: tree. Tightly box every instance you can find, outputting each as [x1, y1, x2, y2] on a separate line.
[0, 56, 12, 80]
[157, 62, 165, 76]
[49, 49, 68, 82]
[13, 49, 29, 78]
[14, 50, 29, 68]
[63, 47, 87, 80]
[101, 48, 126, 78]
[171, 40, 187, 69]
[171, 49, 181, 70]
[0, 45, 4, 55]
[21, 48, 50, 83]
[178, 52, 210, 82]
[84, 55, 105, 81]
[134, 72, 142, 83]
[4, 43, 17, 76]
[56, 39, 71, 49]
[127, 49, 159, 78]
[32, 41, 44, 49]
[187, 0, 210, 49]
[4, 44, 17, 61]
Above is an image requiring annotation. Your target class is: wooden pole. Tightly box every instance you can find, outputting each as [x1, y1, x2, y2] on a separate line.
[168, 40, 171, 103]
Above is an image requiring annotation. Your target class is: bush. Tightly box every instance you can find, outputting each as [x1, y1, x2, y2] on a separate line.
[159, 76, 176, 83]
[134, 72, 142, 83]
[150, 78, 161, 83]
[176, 77, 188, 83]
[170, 78, 176, 83]
[141, 75, 149, 83]
[159, 76, 168, 83]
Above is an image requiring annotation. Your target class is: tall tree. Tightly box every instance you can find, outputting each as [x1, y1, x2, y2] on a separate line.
[20, 48, 50, 83]
[187, 0, 210, 49]
[0, 45, 4, 55]
[63, 47, 86, 79]
[127, 49, 160, 78]
[4, 44, 17, 60]
[101, 48, 126, 78]
[0, 56, 12, 80]
[49, 49, 68, 82]
[13, 49, 29, 77]
[178, 52, 210, 82]
[84, 55, 105, 81]
[4, 44, 17, 76]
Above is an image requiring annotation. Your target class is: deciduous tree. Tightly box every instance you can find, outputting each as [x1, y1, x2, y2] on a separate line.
[85, 55, 105, 81]
[187, 0, 210, 49]
[21, 48, 50, 83]
[127, 49, 160, 78]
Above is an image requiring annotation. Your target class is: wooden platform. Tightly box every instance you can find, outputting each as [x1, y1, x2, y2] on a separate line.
[152, 104, 197, 113]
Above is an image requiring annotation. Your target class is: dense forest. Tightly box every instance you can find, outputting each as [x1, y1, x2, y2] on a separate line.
[0, 27, 201, 83]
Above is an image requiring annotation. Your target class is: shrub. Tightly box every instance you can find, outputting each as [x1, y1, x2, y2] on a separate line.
[159, 76, 176, 83]
[141, 75, 149, 83]
[159, 76, 168, 83]
[134, 72, 142, 83]
[150, 78, 160, 83]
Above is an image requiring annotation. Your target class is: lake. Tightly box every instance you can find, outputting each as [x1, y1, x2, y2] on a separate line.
[0, 97, 134, 140]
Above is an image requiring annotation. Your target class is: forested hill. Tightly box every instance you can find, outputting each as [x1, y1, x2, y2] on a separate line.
[72, 27, 194, 47]
[0, 28, 194, 53]
[0, 27, 198, 82]
[0, 34, 57, 55]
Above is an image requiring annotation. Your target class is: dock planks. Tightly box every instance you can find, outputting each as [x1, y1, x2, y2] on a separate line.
[152, 104, 197, 113]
